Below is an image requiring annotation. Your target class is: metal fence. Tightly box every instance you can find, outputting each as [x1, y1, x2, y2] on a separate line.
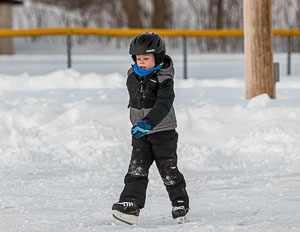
[0, 28, 300, 79]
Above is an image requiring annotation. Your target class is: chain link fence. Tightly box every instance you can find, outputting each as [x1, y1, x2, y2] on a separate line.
[0, 32, 299, 79]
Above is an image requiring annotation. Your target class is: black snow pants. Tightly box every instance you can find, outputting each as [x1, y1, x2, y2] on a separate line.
[119, 129, 189, 209]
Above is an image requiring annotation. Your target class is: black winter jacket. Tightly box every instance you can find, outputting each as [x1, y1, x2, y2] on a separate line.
[126, 55, 177, 134]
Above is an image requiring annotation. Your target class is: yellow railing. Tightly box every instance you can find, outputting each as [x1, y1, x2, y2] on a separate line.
[0, 28, 300, 37]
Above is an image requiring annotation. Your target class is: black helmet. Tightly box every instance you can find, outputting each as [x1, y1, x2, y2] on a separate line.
[129, 32, 166, 65]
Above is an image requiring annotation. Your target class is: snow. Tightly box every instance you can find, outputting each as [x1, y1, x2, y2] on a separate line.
[1, 59, 300, 231]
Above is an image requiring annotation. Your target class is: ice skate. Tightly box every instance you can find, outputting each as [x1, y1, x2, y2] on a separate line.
[112, 202, 140, 225]
[172, 206, 189, 224]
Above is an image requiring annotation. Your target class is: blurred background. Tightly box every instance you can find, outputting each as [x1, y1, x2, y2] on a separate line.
[0, 0, 300, 78]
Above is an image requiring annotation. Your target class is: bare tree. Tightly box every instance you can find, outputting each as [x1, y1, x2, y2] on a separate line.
[121, 0, 143, 28]
[295, 2, 300, 51]
[32, 0, 174, 29]
[31, 0, 126, 28]
[22, 0, 300, 52]
[208, 0, 223, 29]
[216, 0, 223, 29]
[188, 0, 243, 52]
[151, 0, 172, 28]
[272, 0, 300, 52]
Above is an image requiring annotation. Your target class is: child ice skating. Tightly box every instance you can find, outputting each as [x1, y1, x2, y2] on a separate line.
[112, 32, 189, 225]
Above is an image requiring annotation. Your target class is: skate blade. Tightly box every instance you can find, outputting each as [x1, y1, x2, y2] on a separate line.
[112, 210, 138, 225]
[176, 215, 189, 224]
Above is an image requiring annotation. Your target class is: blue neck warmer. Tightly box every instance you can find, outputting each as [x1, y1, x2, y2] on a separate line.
[133, 63, 162, 77]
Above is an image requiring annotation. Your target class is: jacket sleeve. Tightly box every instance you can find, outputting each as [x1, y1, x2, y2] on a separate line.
[143, 77, 175, 128]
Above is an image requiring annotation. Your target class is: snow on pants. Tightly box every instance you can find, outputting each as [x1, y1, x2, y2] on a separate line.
[119, 129, 189, 209]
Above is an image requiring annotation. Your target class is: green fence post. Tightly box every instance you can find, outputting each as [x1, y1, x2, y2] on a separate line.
[67, 34, 72, 69]
[287, 36, 291, 75]
[183, 36, 187, 79]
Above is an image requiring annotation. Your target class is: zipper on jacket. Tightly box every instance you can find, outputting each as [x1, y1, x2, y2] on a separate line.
[140, 80, 144, 107]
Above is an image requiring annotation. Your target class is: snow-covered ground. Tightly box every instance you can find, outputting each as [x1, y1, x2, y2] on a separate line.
[1, 62, 300, 231]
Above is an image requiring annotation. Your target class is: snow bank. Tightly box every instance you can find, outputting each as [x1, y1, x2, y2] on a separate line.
[0, 69, 125, 91]
[1, 69, 300, 172]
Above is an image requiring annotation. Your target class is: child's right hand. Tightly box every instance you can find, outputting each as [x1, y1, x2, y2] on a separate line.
[131, 120, 152, 138]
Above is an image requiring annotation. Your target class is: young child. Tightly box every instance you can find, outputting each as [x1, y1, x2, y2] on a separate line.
[112, 32, 189, 225]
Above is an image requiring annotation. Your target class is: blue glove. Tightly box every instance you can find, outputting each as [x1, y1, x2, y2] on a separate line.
[131, 120, 152, 138]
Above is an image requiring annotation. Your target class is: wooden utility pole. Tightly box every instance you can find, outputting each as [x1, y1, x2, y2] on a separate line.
[243, 0, 275, 99]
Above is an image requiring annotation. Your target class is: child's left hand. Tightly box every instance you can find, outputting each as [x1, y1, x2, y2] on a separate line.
[131, 120, 152, 138]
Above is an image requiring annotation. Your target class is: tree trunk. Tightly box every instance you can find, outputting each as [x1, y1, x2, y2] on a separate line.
[122, 0, 143, 28]
[244, 0, 275, 99]
[151, 0, 171, 28]
[216, 0, 223, 29]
